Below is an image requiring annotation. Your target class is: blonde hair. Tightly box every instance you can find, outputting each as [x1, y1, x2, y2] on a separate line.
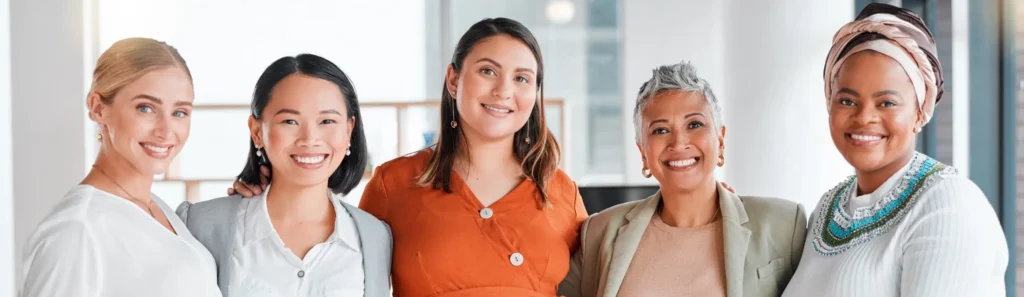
[90, 37, 191, 103]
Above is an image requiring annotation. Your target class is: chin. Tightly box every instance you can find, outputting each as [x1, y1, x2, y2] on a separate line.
[841, 151, 890, 172]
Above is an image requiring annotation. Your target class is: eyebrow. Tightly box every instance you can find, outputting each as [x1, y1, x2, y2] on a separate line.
[647, 112, 705, 128]
[872, 90, 903, 98]
[274, 109, 300, 116]
[477, 58, 537, 75]
[131, 94, 192, 107]
[837, 88, 859, 97]
[321, 109, 342, 116]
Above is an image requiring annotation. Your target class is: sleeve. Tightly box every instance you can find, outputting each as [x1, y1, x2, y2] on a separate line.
[899, 178, 1009, 297]
[359, 166, 390, 221]
[557, 219, 588, 297]
[569, 182, 589, 253]
[789, 203, 808, 271]
[174, 201, 193, 225]
[21, 221, 103, 297]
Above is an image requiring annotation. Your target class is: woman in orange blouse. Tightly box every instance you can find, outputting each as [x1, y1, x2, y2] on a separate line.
[231, 18, 587, 297]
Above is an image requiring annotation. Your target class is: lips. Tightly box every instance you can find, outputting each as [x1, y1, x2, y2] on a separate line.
[662, 157, 700, 171]
[845, 131, 887, 146]
[290, 153, 329, 169]
[140, 142, 173, 159]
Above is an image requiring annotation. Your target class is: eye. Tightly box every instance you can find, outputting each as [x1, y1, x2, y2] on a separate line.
[282, 119, 298, 125]
[137, 105, 153, 113]
[651, 127, 669, 135]
[172, 110, 189, 118]
[480, 68, 496, 76]
[838, 98, 856, 106]
[515, 76, 530, 83]
[322, 119, 336, 124]
[688, 121, 705, 129]
[880, 101, 897, 108]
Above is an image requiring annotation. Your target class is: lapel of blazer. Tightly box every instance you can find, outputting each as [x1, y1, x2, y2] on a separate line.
[718, 182, 751, 297]
[340, 202, 389, 297]
[600, 192, 661, 297]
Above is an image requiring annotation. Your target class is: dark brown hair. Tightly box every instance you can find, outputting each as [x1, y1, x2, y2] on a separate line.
[418, 18, 561, 205]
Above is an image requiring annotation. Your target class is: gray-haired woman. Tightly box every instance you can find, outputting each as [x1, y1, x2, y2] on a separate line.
[558, 61, 806, 297]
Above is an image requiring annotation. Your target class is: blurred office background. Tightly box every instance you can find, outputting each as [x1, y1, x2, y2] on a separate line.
[0, 0, 1021, 295]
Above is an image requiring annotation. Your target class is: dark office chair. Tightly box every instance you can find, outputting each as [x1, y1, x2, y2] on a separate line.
[578, 185, 660, 215]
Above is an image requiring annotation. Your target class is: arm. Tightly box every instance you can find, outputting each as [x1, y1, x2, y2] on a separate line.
[900, 179, 1009, 296]
[359, 166, 390, 221]
[558, 218, 589, 297]
[789, 204, 808, 271]
[21, 221, 102, 297]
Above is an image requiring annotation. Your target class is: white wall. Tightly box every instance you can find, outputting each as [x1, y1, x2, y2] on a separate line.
[621, 0, 853, 210]
[10, 0, 90, 290]
[0, 0, 15, 294]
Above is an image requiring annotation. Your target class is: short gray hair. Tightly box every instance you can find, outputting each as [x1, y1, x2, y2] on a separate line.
[632, 60, 723, 144]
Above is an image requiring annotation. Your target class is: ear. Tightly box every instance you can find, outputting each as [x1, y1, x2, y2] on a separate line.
[635, 142, 648, 168]
[249, 115, 264, 148]
[719, 125, 727, 153]
[87, 92, 107, 124]
[347, 116, 356, 141]
[914, 111, 925, 133]
[445, 64, 459, 99]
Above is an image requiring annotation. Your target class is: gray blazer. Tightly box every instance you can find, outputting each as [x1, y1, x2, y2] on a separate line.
[176, 195, 393, 297]
[558, 183, 807, 297]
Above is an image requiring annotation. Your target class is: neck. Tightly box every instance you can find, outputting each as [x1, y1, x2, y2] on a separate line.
[265, 178, 334, 223]
[659, 180, 720, 228]
[458, 133, 519, 177]
[84, 148, 154, 203]
[855, 150, 915, 195]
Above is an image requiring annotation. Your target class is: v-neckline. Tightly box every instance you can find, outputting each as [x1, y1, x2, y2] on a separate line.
[451, 171, 534, 210]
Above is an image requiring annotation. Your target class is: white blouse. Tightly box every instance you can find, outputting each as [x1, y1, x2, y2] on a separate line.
[20, 185, 222, 297]
[782, 153, 1007, 297]
[227, 189, 364, 297]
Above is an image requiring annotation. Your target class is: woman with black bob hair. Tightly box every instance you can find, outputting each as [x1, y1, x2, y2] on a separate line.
[176, 53, 392, 297]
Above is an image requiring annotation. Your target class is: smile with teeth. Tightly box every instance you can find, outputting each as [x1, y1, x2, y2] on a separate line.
[292, 154, 327, 164]
[141, 143, 170, 153]
[483, 104, 512, 113]
[664, 158, 698, 168]
[848, 133, 884, 141]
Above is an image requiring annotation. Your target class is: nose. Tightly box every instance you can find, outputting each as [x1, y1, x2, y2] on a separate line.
[666, 130, 691, 152]
[152, 113, 170, 140]
[492, 77, 514, 100]
[296, 123, 322, 147]
[851, 104, 880, 126]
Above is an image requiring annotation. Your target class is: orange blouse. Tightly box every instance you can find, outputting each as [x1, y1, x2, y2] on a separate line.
[359, 150, 587, 297]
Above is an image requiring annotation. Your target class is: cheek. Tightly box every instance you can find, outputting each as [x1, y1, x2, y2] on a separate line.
[265, 127, 292, 150]
[457, 74, 490, 100]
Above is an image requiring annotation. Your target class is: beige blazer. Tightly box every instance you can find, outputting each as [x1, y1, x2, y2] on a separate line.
[558, 183, 807, 297]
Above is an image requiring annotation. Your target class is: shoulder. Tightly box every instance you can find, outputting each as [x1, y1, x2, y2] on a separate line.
[582, 196, 648, 236]
[343, 202, 391, 238]
[374, 149, 432, 180]
[39, 186, 121, 228]
[176, 195, 245, 224]
[543, 169, 579, 202]
[740, 195, 805, 222]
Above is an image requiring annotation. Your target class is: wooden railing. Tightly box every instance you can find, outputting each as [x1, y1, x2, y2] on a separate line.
[164, 99, 566, 202]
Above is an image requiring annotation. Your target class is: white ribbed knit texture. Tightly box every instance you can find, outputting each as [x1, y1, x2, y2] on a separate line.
[782, 175, 1008, 297]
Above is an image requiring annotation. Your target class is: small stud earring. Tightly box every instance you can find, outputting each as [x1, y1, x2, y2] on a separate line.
[97, 132, 102, 142]
[913, 126, 921, 133]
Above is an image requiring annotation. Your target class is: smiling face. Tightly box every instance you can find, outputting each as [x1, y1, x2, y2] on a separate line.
[446, 34, 539, 144]
[89, 66, 194, 175]
[637, 90, 724, 193]
[829, 50, 921, 174]
[250, 73, 355, 188]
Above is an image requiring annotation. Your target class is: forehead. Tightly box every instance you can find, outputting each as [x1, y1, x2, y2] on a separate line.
[266, 74, 347, 114]
[464, 34, 538, 71]
[117, 66, 194, 103]
[834, 50, 914, 93]
[642, 90, 709, 120]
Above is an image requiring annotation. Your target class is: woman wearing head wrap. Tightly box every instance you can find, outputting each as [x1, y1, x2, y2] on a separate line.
[781, 4, 1007, 296]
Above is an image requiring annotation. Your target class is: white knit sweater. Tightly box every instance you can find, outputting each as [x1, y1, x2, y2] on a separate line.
[782, 154, 1007, 297]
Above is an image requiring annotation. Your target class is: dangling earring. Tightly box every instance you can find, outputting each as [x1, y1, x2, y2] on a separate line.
[524, 119, 531, 144]
[641, 167, 652, 178]
[256, 147, 267, 164]
[449, 91, 458, 129]
[346, 144, 352, 156]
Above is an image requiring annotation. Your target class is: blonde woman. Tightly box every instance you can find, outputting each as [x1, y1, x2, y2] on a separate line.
[20, 38, 221, 297]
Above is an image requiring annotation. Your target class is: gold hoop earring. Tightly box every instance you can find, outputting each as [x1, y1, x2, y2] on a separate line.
[641, 167, 652, 178]
[718, 155, 725, 167]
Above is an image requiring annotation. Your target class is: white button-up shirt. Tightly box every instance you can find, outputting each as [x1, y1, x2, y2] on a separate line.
[228, 188, 364, 297]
